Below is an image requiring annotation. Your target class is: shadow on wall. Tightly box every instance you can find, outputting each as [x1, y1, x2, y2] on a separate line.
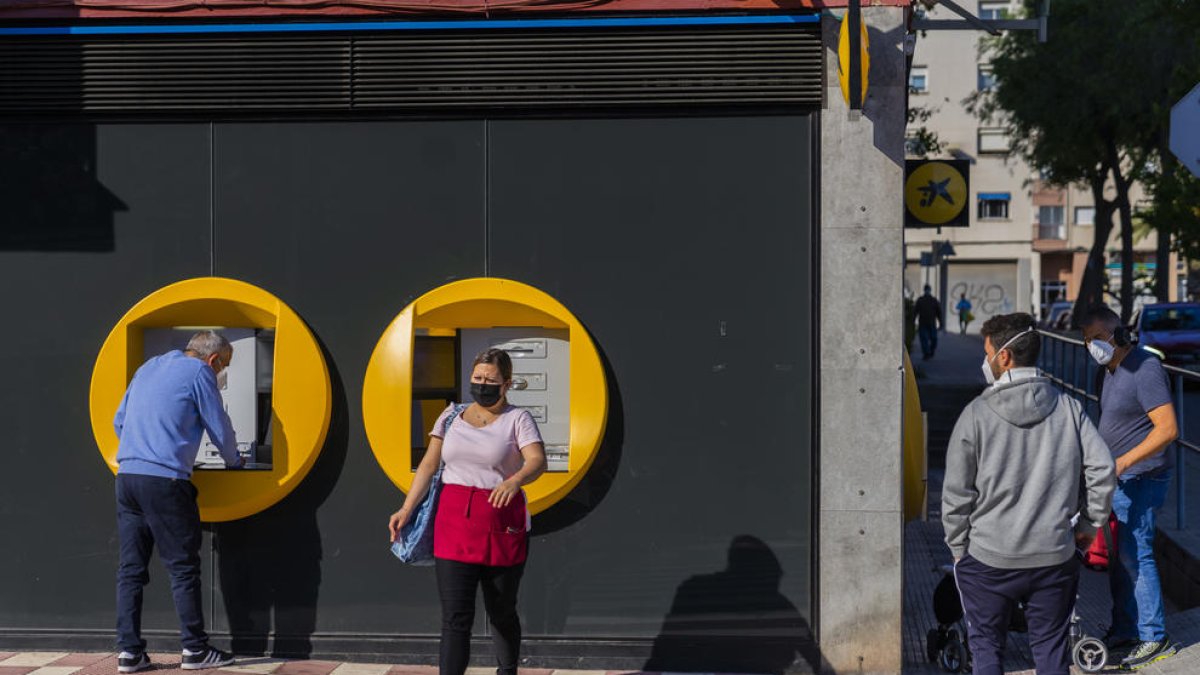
[531, 337, 623, 535]
[644, 536, 830, 675]
[214, 334, 350, 658]
[819, 12, 907, 167]
[0, 124, 126, 251]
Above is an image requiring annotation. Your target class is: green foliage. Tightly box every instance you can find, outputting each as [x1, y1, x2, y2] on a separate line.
[1143, 169, 1200, 259]
[966, 0, 1200, 318]
[906, 105, 944, 158]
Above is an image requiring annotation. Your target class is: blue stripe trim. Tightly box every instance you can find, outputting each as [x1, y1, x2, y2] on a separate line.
[978, 192, 1011, 201]
[0, 14, 819, 37]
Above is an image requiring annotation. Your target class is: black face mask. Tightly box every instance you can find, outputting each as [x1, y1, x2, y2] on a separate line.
[470, 383, 503, 407]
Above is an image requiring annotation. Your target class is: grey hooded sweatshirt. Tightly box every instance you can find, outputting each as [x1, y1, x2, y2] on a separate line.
[942, 376, 1116, 569]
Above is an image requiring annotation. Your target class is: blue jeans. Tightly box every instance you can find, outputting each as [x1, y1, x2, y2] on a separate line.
[918, 324, 939, 357]
[1109, 472, 1171, 642]
[116, 473, 209, 652]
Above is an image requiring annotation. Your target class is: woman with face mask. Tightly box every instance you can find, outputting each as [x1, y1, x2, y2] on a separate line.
[388, 348, 546, 675]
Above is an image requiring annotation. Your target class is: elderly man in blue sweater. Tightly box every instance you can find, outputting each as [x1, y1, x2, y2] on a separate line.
[113, 331, 244, 673]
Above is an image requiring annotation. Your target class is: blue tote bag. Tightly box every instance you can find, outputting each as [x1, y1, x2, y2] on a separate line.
[391, 403, 469, 566]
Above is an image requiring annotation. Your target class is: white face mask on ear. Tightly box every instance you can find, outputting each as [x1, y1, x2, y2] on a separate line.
[982, 328, 1036, 385]
[1088, 339, 1115, 366]
[216, 368, 228, 391]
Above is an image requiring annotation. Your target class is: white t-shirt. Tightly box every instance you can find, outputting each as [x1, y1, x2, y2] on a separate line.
[431, 404, 543, 489]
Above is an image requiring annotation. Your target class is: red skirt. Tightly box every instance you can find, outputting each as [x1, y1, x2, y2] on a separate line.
[433, 483, 528, 566]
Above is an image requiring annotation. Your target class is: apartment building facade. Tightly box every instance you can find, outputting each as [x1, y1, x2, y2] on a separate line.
[904, 0, 1175, 329]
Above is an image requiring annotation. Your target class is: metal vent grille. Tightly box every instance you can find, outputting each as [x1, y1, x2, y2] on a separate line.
[0, 24, 821, 114]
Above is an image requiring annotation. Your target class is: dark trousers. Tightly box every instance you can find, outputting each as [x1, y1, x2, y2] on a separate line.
[955, 554, 1079, 675]
[116, 473, 208, 652]
[435, 557, 525, 675]
[918, 323, 939, 357]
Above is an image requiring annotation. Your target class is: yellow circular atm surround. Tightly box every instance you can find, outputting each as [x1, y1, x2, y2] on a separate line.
[89, 277, 333, 522]
[363, 278, 608, 515]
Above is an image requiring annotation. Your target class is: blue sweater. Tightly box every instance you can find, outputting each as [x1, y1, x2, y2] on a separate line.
[114, 350, 241, 479]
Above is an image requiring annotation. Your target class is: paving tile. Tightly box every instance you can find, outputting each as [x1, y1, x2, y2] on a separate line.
[0, 668, 37, 675]
[218, 659, 287, 674]
[27, 667, 82, 675]
[0, 656, 70, 668]
[328, 665, 390, 675]
[274, 662, 340, 675]
[0, 659, 14, 665]
[146, 653, 182, 671]
[383, 667, 436, 675]
[71, 655, 118, 675]
[47, 656, 108, 668]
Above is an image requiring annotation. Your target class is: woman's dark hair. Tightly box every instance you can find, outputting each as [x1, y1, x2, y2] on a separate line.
[980, 312, 1040, 366]
[472, 347, 513, 381]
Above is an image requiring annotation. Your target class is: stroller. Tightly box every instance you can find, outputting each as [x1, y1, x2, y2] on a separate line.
[925, 561, 1110, 673]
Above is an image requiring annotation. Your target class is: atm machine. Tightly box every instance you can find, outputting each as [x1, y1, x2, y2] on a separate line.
[141, 328, 274, 470]
[460, 328, 570, 472]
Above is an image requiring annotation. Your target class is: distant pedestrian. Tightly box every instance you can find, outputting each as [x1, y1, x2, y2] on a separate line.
[956, 293, 974, 335]
[914, 284, 943, 359]
[113, 331, 244, 673]
[943, 312, 1115, 675]
[1082, 306, 1180, 669]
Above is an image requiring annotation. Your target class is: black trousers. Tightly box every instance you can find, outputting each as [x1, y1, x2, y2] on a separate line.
[955, 553, 1079, 675]
[435, 557, 525, 675]
[115, 473, 208, 652]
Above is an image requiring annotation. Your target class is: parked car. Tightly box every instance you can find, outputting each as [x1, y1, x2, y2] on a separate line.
[1131, 303, 1200, 369]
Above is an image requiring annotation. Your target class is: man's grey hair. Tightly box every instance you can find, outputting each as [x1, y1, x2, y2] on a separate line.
[186, 330, 232, 358]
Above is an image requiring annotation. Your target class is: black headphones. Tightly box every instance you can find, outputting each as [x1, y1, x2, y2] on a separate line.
[1112, 325, 1131, 347]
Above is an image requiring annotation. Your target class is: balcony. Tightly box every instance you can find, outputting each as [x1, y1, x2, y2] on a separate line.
[1033, 223, 1068, 252]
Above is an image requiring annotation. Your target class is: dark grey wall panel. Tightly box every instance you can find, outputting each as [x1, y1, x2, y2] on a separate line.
[0, 123, 211, 629]
[487, 116, 815, 645]
[208, 121, 486, 640]
[0, 115, 814, 670]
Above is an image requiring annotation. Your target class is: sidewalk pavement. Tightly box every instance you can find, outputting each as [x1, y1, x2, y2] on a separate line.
[902, 331, 1200, 673]
[0, 653, 595, 675]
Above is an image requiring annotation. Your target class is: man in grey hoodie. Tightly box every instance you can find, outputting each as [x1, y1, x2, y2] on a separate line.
[943, 312, 1116, 675]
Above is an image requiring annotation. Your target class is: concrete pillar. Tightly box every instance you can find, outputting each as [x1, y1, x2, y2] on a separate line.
[818, 7, 905, 673]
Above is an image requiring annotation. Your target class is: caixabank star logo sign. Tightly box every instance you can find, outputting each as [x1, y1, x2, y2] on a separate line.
[904, 159, 970, 228]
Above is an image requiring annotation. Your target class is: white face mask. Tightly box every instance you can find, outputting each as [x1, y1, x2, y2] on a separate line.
[981, 356, 998, 385]
[982, 328, 1035, 385]
[216, 367, 229, 391]
[1087, 339, 1115, 366]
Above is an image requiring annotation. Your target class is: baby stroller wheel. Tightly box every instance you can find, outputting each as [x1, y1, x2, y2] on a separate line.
[1072, 636, 1108, 673]
[927, 628, 945, 663]
[938, 629, 966, 673]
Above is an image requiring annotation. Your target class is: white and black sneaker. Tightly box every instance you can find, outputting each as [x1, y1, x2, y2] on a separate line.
[117, 651, 151, 673]
[180, 646, 235, 670]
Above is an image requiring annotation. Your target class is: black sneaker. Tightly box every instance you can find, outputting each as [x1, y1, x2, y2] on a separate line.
[1120, 637, 1177, 670]
[180, 646, 235, 670]
[117, 651, 151, 673]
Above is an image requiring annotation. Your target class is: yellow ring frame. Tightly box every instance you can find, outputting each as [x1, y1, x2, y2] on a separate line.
[363, 278, 608, 515]
[89, 277, 333, 522]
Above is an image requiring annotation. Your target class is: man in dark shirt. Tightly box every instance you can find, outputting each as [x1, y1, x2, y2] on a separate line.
[1082, 306, 1179, 669]
[914, 284, 943, 359]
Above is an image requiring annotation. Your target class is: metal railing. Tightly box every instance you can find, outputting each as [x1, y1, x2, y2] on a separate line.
[1038, 329, 1195, 528]
[1036, 223, 1066, 240]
